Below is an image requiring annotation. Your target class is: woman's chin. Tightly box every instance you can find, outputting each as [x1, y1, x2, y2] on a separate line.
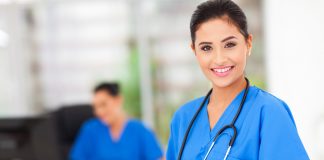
[208, 76, 236, 89]
[212, 81, 232, 88]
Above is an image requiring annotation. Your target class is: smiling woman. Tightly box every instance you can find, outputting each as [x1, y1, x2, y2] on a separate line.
[192, 16, 252, 89]
[166, 0, 309, 160]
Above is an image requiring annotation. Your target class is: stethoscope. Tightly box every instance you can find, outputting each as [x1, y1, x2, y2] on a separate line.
[177, 77, 250, 160]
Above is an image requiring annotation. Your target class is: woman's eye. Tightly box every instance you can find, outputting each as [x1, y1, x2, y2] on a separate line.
[224, 42, 237, 48]
[201, 45, 212, 51]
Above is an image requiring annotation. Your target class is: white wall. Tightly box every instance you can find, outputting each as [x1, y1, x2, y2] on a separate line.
[264, 0, 324, 159]
[34, 0, 131, 110]
[0, 3, 38, 118]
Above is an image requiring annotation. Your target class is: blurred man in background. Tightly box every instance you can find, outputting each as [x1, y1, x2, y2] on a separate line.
[70, 82, 164, 160]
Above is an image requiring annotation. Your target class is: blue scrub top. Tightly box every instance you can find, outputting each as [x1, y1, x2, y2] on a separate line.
[70, 118, 163, 160]
[166, 86, 309, 160]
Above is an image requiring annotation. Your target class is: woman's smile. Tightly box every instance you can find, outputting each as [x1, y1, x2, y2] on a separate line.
[210, 66, 235, 77]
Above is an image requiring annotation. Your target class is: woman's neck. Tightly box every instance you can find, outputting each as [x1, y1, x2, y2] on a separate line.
[210, 76, 247, 109]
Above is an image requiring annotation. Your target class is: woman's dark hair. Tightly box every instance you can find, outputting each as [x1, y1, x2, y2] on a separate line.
[94, 82, 120, 97]
[190, 0, 249, 44]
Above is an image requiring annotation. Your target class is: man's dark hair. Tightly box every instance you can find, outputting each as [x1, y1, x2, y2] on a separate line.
[94, 82, 120, 97]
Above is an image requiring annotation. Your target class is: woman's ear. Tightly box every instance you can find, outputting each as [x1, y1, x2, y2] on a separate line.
[190, 43, 196, 55]
[247, 34, 253, 56]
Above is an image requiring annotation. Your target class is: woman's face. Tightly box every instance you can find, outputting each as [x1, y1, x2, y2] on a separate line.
[192, 17, 252, 88]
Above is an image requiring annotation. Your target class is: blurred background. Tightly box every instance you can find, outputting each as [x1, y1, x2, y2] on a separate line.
[0, 0, 323, 159]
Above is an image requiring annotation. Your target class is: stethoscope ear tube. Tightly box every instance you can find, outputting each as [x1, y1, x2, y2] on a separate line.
[203, 124, 237, 160]
[177, 89, 213, 160]
[228, 125, 237, 147]
[212, 124, 237, 146]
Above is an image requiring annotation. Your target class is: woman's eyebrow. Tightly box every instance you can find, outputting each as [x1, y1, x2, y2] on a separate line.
[198, 42, 212, 46]
[221, 36, 237, 42]
[198, 36, 237, 46]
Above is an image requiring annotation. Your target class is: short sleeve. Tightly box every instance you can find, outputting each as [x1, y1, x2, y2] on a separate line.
[166, 121, 176, 160]
[259, 101, 309, 160]
[69, 121, 94, 160]
[140, 124, 164, 160]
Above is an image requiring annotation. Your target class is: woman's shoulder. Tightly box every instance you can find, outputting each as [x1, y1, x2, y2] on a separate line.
[178, 96, 206, 113]
[252, 86, 294, 121]
[171, 96, 206, 124]
[253, 86, 289, 108]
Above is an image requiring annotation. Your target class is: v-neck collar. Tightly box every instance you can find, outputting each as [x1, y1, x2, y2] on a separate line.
[107, 119, 129, 143]
[203, 87, 248, 139]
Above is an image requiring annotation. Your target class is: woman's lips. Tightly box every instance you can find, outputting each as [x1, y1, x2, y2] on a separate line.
[210, 66, 234, 77]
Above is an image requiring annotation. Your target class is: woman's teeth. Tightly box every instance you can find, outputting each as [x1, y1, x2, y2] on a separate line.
[212, 66, 232, 73]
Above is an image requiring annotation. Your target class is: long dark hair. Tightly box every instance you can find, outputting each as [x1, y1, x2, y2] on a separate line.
[190, 0, 249, 45]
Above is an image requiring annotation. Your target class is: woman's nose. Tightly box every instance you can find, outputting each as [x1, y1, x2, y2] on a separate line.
[212, 49, 227, 65]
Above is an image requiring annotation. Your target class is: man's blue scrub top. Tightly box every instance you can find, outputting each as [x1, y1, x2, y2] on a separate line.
[70, 118, 163, 160]
[166, 86, 309, 160]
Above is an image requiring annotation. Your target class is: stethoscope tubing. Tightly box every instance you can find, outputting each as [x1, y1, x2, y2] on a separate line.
[177, 78, 250, 160]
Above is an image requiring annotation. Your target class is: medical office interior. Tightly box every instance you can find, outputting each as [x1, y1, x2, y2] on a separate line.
[0, 0, 323, 159]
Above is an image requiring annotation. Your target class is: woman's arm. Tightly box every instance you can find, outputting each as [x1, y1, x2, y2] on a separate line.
[258, 102, 309, 159]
